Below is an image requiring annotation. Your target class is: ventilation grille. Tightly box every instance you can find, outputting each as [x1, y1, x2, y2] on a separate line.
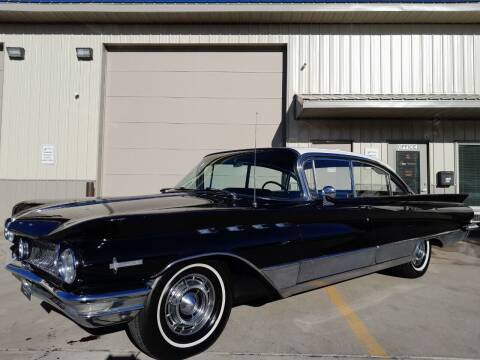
[26, 241, 58, 277]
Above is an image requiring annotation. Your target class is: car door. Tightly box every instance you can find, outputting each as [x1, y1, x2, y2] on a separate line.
[350, 160, 416, 263]
[295, 157, 376, 284]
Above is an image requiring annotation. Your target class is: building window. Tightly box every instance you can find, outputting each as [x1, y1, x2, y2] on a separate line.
[459, 144, 480, 207]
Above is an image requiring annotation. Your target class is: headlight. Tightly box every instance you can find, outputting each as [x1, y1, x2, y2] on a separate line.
[18, 239, 30, 259]
[4, 229, 14, 242]
[4, 219, 14, 242]
[57, 248, 77, 284]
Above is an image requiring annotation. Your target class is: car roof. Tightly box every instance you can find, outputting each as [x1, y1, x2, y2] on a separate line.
[207, 147, 395, 173]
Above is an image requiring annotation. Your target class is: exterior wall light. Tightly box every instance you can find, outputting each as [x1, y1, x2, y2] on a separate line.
[6, 47, 25, 60]
[76, 47, 93, 61]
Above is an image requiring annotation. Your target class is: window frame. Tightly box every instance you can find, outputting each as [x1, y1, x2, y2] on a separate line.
[203, 160, 305, 201]
[352, 160, 393, 198]
[314, 156, 355, 198]
[300, 155, 355, 199]
[390, 174, 410, 196]
[300, 154, 411, 200]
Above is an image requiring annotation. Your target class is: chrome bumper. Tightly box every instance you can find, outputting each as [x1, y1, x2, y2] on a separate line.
[6, 263, 150, 328]
[464, 223, 479, 231]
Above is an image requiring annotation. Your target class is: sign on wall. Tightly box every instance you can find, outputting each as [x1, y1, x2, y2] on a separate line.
[41, 144, 55, 165]
[396, 144, 418, 151]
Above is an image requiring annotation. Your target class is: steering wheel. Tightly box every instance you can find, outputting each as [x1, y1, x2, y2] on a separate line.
[261, 181, 288, 191]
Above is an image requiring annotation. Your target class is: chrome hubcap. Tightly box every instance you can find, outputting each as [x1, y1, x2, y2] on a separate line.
[179, 292, 197, 316]
[164, 273, 215, 336]
[412, 241, 427, 268]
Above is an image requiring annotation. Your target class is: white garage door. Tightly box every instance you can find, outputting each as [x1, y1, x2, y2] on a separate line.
[102, 48, 284, 196]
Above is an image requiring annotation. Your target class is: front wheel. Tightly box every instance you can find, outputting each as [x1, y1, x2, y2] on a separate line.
[386, 240, 431, 278]
[127, 262, 232, 360]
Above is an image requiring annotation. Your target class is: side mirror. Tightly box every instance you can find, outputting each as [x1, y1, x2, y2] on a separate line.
[322, 185, 336, 206]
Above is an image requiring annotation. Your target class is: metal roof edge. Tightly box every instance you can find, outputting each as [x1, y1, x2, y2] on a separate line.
[1, 2, 480, 23]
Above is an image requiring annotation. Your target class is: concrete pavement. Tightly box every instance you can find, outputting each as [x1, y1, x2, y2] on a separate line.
[1, 237, 479, 360]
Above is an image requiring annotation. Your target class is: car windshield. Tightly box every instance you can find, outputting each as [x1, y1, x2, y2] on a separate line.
[175, 150, 303, 200]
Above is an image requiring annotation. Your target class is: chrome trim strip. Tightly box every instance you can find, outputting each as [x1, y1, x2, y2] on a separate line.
[464, 223, 479, 231]
[262, 228, 468, 297]
[252, 224, 269, 230]
[6, 263, 150, 328]
[109, 257, 143, 273]
[226, 225, 244, 232]
[298, 246, 377, 283]
[153, 252, 282, 298]
[280, 256, 412, 298]
[263, 262, 299, 290]
[376, 238, 417, 263]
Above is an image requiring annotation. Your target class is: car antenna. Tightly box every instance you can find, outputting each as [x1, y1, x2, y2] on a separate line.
[252, 112, 258, 208]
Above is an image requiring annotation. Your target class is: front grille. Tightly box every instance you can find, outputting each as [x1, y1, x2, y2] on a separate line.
[26, 241, 58, 277]
[473, 214, 480, 223]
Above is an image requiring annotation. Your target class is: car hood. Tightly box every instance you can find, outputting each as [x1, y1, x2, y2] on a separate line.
[6, 193, 220, 238]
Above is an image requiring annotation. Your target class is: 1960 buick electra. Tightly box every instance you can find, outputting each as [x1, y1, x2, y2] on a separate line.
[4, 148, 477, 359]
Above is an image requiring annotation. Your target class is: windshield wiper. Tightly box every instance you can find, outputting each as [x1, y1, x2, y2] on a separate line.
[160, 187, 189, 193]
[201, 188, 239, 201]
[160, 187, 239, 201]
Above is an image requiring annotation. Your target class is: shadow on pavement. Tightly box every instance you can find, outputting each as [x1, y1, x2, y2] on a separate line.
[466, 231, 480, 246]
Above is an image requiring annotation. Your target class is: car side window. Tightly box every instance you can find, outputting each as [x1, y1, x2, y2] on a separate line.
[314, 158, 353, 198]
[390, 176, 409, 195]
[352, 161, 390, 197]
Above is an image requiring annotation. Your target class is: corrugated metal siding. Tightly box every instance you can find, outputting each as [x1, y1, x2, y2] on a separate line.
[0, 32, 102, 180]
[289, 29, 480, 97]
[0, 24, 479, 182]
[289, 119, 480, 194]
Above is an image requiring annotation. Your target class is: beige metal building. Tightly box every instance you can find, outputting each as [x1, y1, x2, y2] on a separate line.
[1, 2, 480, 220]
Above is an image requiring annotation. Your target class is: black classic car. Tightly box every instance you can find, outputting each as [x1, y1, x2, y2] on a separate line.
[4, 148, 477, 359]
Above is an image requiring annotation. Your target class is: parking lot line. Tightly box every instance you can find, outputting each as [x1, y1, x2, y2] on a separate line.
[324, 285, 388, 357]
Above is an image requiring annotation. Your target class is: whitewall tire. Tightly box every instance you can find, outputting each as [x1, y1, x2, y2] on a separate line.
[386, 240, 432, 278]
[127, 261, 232, 360]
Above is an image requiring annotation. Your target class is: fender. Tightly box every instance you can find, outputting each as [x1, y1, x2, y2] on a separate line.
[150, 252, 282, 299]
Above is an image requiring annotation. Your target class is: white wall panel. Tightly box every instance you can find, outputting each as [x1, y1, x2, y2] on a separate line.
[411, 35, 422, 94]
[422, 35, 433, 93]
[0, 24, 478, 182]
[370, 35, 382, 94]
[391, 35, 402, 94]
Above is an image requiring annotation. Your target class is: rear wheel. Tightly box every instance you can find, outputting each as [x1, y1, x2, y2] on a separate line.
[127, 262, 232, 360]
[386, 240, 431, 278]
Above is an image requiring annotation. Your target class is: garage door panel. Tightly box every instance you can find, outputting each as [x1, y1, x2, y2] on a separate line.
[107, 71, 282, 99]
[107, 51, 283, 73]
[104, 149, 212, 175]
[102, 174, 183, 197]
[102, 49, 283, 196]
[0, 49, 3, 135]
[105, 97, 282, 125]
[104, 122, 280, 150]
[104, 126, 279, 175]
[0, 50, 3, 100]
